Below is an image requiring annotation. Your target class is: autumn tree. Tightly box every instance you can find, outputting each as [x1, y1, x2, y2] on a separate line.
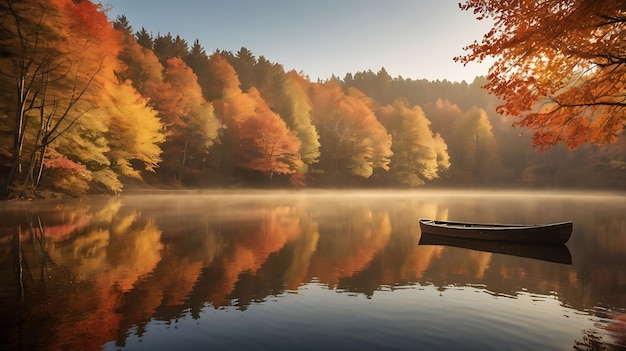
[113, 17, 219, 185]
[209, 53, 302, 181]
[115, 20, 164, 97]
[43, 78, 164, 195]
[281, 71, 321, 171]
[427, 99, 464, 139]
[151, 57, 219, 183]
[456, 0, 626, 150]
[238, 88, 303, 179]
[204, 53, 237, 174]
[310, 83, 392, 179]
[0, 0, 122, 197]
[378, 100, 450, 187]
[15, 5, 165, 196]
[449, 107, 498, 185]
[100, 81, 165, 187]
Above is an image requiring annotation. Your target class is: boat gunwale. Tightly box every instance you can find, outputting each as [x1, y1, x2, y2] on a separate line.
[419, 219, 573, 231]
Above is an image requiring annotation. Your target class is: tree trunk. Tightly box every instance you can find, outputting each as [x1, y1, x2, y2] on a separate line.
[178, 139, 188, 184]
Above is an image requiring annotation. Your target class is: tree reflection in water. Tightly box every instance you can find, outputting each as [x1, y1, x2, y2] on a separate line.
[0, 190, 624, 350]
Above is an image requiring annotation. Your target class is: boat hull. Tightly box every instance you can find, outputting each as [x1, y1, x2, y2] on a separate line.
[418, 233, 572, 264]
[418, 219, 572, 244]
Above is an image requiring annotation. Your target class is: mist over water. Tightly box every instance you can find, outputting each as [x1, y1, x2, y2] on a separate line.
[1, 190, 624, 350]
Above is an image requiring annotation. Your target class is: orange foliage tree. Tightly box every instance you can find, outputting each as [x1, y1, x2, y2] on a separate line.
[0, 0, 122, 197]
[209, 54, 302, 180]
[115, 28, 164, 97]
[455, 0, 625, 150]
[238, 88, 303, 179]
[153, 58, 219, 182]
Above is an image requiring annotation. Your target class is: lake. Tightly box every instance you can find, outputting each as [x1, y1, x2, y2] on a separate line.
[1, 190, 625, 351]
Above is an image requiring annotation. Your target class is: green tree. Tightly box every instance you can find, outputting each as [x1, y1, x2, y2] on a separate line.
[228, 47, 256, 92]
[252, 55, 287, 111]
[184, 39, 213, 100]
[341, 68, 393, 105]
[135, 27, 153, 49]
[152, 33, 188, 63]
[113, 14, 132, 37]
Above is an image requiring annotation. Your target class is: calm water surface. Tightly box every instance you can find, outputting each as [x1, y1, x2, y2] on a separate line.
[0, 190, 625, 351]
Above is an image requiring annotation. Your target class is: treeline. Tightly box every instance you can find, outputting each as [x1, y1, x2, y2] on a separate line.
[0, 0, 623, 198]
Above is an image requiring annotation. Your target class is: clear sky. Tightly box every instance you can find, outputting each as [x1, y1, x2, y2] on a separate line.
[105, 0, 494, 83]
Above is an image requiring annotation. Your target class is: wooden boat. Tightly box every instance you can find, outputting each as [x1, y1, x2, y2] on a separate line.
[418, 219, 572, 244]
[418, 233, 572, 264]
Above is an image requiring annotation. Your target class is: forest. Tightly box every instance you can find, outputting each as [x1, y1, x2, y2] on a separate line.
[0, 0, 624, 198]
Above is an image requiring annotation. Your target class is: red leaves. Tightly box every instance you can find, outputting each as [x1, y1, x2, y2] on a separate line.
[457, 0, 625, 150]
[210, 55, 303, 178]
[237, 88, 302, 176]
[57, 0, 122, 61]
[44, 156, 88, 172]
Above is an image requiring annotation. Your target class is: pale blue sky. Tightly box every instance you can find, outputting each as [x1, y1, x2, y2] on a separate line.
[105, 0, 493, 82]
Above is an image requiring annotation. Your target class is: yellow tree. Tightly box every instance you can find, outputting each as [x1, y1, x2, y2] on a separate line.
[310, 83, 392, 178]
[450, 107, 498, 185]
[281, 71, 321, 170]
[102, 81, 165, 184]
[456, 0, 625, 150]
[0, 0, 122, 197]
[52, 79, 164, 195]
[378, 100, 450, 187]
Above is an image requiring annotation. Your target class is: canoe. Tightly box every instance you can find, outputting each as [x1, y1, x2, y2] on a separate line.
[418, 233, 572, 264]
[418, 219, 572, 244]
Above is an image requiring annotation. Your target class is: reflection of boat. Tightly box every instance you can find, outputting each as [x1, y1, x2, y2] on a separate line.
[418, 233, 573, 265]
[419, 219, 572, 244]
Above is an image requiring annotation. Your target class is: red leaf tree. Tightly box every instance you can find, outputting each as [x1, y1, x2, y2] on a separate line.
[456, 0, 625, 150]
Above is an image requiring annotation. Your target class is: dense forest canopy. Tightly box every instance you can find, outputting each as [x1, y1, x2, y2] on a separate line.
[0, 0, 624, 198]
